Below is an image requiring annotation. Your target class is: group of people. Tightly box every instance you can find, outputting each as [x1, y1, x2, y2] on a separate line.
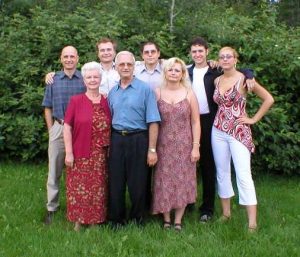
[42, 37, 274, 232]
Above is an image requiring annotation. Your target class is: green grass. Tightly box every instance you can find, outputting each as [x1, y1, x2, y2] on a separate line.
[0, 163, 299, 257]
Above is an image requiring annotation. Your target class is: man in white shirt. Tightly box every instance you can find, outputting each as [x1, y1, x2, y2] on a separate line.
[96, 38, 120, 94]
[187, 37, 254, 223]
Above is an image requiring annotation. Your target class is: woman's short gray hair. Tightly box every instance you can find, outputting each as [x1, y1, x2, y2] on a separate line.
[81, 61, 102, 78]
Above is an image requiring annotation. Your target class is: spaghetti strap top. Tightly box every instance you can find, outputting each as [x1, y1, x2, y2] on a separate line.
[213, 76, 255, 153]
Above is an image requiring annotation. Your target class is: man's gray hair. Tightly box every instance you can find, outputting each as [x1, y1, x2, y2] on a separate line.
[115, 51, 136, 65]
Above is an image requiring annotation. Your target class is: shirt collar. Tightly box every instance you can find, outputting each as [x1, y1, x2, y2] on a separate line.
[116, 77, 138, 90]
[100, 62, 116, 71]
[139, 62, 162, 74]
[59, 69, 82, 79]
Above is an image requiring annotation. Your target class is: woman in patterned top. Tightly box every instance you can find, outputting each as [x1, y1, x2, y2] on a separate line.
[211, 47, 274, 232]
[64, 62, 111, 231]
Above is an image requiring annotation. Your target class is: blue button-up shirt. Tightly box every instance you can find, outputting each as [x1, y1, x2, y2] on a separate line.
[42, 70, 85, 119]
[108, 77, 161, 130]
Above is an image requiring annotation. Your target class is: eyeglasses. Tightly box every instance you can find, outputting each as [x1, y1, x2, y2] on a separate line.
[118, 62, 134, 68]
[143, 50, 157, 55]
[219, 55, 234, 60]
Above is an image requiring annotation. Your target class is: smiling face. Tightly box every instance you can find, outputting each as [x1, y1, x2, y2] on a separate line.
[218, 47, 237, 70]
[83, 69, 101, 91]
[142, 44, 160, 66]
[60, 46, 79, 72]
[190, 45, 209, 67]
[97, 42, 116, 64]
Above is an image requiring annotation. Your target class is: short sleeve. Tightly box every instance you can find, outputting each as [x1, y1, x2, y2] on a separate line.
[145, 87, 161, 123]
[64, 96, 75, 127]
[42, 84, 53, 107]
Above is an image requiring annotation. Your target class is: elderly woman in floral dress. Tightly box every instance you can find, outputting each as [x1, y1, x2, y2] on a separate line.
[64, 62, 111, 231]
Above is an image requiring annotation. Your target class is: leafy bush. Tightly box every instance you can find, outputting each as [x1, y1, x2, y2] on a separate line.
[0, 0, 299, 174]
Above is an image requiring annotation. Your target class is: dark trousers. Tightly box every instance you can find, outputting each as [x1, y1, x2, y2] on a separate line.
[199, 113, 216, 216]
[108, 131, 149, 224]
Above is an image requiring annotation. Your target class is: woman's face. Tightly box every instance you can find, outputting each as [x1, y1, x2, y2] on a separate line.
[218, 49, 236, 70]
[83, 69, 101, 90]
[165, 62, 183, 83]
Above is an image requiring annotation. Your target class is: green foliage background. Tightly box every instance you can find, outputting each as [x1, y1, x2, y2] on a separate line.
[0, 0, 299, 174]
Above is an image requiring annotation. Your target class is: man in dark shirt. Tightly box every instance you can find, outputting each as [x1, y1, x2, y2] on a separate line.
[187, 37, 254, 222]
[42, 46, 85, 225]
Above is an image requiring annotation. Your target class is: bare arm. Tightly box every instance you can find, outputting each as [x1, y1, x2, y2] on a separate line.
[189, 90, 201, 162]
[63, 123, 74, 167]
[44, 108, 53, 131]
[147, 122, 159, 166]
[237, 80, 274, 125]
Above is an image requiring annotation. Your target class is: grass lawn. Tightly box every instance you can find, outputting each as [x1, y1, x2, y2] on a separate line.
[0, 162, 299, 257]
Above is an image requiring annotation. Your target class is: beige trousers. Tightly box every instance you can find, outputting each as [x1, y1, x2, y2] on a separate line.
[46, 121, 65, 211]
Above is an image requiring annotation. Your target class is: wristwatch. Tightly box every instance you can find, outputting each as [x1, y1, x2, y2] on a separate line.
[148, 148, 156, 153]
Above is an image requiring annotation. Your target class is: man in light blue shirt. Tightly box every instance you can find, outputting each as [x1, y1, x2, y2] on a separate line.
[108, 51, 160, 227]
[134, 41, 163, 90]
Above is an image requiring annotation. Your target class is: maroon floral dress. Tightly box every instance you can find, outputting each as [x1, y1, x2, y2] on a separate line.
[152, 98, 197, 214]
[66, 102, 111, 224]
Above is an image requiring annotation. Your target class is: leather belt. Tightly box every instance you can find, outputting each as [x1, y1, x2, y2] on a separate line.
[112, 129, 147, 136]
[54, 117, 64, 125]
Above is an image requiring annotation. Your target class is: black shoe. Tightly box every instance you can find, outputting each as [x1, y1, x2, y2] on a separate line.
[44, 211, 55, 225]
[186, 203, 195, 212]
[199, 214, 212, 223]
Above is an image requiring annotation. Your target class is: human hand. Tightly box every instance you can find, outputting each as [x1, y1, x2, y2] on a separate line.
[208, 59, 219, 69]
[45, 72, 55, 85]
[190, 148, 200, 163]
[147, 152, 157, 167]
[245, 78, 256, 92]
[65, 153, 74, 168]
[236, 115, 257, 125]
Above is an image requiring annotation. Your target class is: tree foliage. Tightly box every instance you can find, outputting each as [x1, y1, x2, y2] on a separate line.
[0, 0, 299, 175]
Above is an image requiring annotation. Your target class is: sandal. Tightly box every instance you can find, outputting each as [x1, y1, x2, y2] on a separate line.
[174, 223, 182, 232]
[248, 225, 257, 233]
[217, 215, 231, 223]
[163, 221, 171, 229]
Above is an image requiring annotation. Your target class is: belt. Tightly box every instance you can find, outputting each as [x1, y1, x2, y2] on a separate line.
[54, 117, 64, 125]
[112, 129, 147, 136]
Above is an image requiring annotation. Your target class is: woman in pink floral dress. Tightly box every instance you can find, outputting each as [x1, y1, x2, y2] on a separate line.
[152, 57, 200, 231]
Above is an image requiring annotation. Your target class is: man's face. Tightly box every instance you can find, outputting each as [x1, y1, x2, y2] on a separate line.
[116, 54, 135, 80]
[60, 46, 79, 71]
[190, 45, 208, 66]
[97, 42, 116, 64]
[142, 44, 160, 66]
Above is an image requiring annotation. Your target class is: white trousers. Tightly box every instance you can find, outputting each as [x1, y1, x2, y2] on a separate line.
[211, 127, 257, 205]
[47, 121, 65, 211]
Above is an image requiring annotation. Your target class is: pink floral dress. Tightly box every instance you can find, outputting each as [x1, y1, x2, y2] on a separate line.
[152, 97, 197, 214]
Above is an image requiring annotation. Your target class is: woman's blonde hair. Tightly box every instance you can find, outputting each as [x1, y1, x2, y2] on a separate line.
[219, 46, 239, 59]
[161, 57, 191, 88]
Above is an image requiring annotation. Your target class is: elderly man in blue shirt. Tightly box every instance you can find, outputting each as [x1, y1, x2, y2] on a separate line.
[108, 51, 161, 227]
